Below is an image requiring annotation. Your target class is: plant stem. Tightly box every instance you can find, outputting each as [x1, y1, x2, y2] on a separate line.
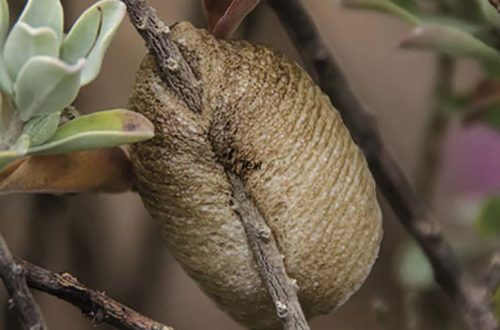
[416, 55, 455, 202]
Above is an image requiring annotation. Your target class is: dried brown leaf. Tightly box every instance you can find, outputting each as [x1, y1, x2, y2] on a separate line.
[202, 0, 260, 38]
[0, 147, 134, 194]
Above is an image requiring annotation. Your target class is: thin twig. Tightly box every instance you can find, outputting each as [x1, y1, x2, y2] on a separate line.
[15, 258, 173, 330]
[416, 55, 455, 201]
[0, 233, 47, 330]
[267, 1, 499, 329]
[227, 171, 310, 330]
[120, 0, 202, 113]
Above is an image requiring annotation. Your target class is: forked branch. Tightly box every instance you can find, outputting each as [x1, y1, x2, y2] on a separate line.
[0, 233, 47, 330]
[17, 258, 174, 330]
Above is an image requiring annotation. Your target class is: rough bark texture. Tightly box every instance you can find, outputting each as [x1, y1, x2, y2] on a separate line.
[18, 259, 173, 330]
[0, 235, 47, 330]
[228, 171, 310, 330]
[129, 22, 382, 330]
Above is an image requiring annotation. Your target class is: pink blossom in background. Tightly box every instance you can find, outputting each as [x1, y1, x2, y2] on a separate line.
[439, 123, 500, 196]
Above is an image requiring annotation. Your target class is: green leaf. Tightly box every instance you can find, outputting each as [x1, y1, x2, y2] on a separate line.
[400, 25, 500, 65]
[440, 92, 472, 115]
[22, 112, 60, 147]
[28, 109, 154, 155]
[0, 134, 30, 170]
[480, 0, 500, 29]
[61, 0, 126, 85]
[420, 15, 483, 34]
[0, 57, 13, 96]
[0, 0, 9, 47]
[15, 56, 85, 121]
[0, 150, 21, 170]
[476, 196, 500, 238]
[18, 0, 63, 43]
[481, 104, 500, 129]
[0, 91, 3, 134]
[397, 241, 434, 290]
[3, 22, 59, 79]
[342, 0, 421, 25]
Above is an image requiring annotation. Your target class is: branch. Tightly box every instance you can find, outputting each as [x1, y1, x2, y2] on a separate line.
[15, 258, 173, 330]
[120, 0, 202, 113]
[227, 171, 310, 330]
[416, 55, 454, 200]
[267, 1, 499, 329]
[0, 233, 47, 330]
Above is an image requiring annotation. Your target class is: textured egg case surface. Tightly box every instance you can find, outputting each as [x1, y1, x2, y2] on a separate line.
[129, 22, 382, 330]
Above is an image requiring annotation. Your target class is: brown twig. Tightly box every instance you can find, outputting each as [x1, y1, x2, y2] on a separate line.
[227, 171, 310, 330]
[267, 0, 499, 329]
[120, 0, 202, 113]
[0, 233, 47, 330]
[15, 258, 173, 330]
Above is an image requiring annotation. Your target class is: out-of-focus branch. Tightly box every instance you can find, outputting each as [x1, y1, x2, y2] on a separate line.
[267, 1, 499, 329]
[228, 171, 310, 330]
[0, 234, 47, 330]
[416, 55, 455, 201]
[487, 254, 500, 293]
[16, 258, 173, 330]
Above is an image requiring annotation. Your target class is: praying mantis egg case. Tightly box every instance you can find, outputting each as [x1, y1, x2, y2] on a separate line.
[129, 21, 382, 330]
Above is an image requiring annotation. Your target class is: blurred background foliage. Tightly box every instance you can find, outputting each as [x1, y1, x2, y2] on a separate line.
[2, 0, 500, 329]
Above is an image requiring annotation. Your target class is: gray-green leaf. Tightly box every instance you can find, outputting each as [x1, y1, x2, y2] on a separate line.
[15, 56, 84, 121]
[29, 109, 154, 155]
[3, 22, 59, 80]
[400, 24, 500, 64]
[0, 56, 13, 96]
[0, 149, 22, 170]
[22, 112, 61, 147]
[0, 134, 30, 170]
[397, 241, 434, 289]
[61, 0, 126, 85]
[17, 0, 63, 43]
[342, 0, 421, 25]
[0, 0, 9, 47]
[480, 0, 500, 29]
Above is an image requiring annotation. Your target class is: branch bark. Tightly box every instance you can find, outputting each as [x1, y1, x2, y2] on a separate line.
[0, 234, 47, 330]
[267, 1, 499, 330]
[16, 258, 173, 330]
[227, 171, 310, 330]
[121, 0, 202, 113]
